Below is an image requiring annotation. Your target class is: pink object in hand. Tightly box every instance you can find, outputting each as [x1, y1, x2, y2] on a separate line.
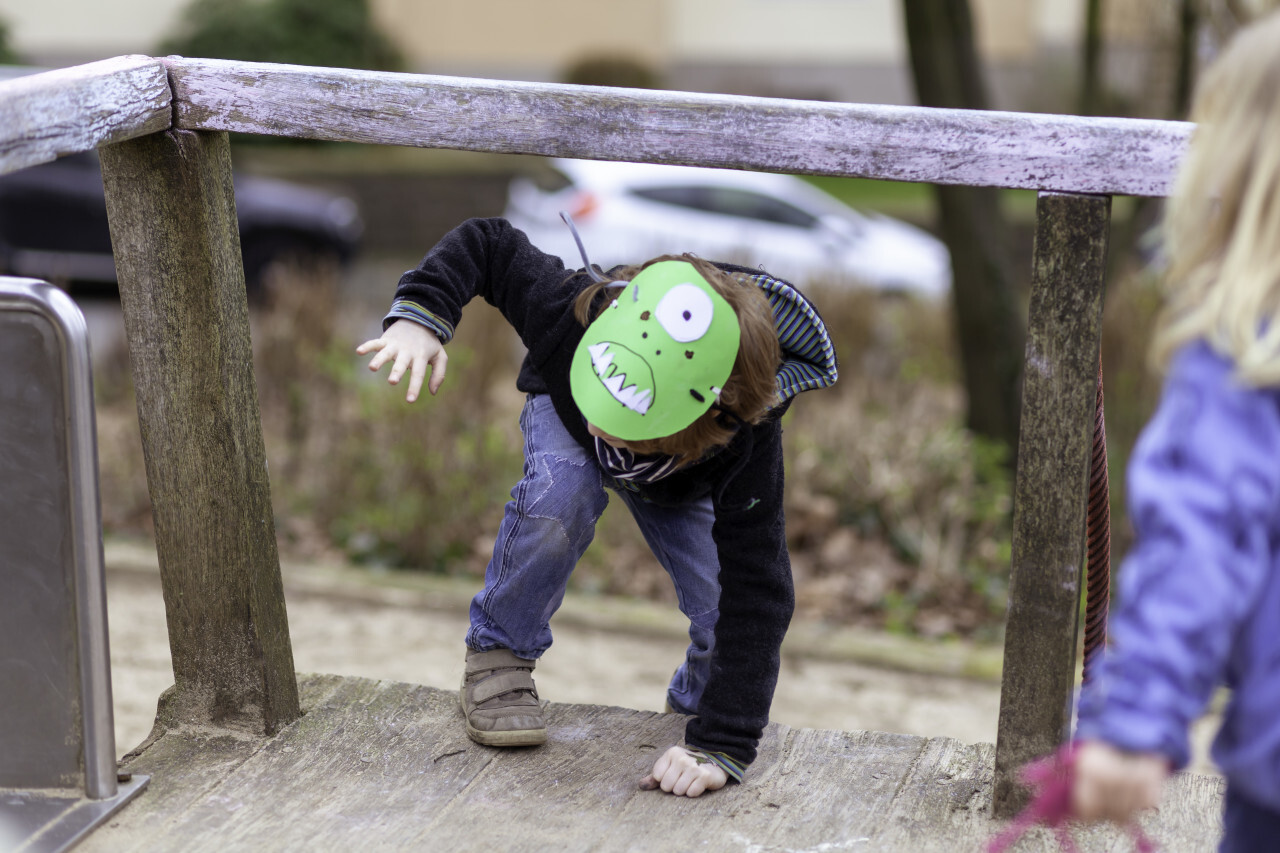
[987, 743, 1157, 853]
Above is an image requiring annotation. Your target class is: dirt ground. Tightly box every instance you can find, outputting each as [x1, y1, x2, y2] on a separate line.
[105, 543, 1003, 753]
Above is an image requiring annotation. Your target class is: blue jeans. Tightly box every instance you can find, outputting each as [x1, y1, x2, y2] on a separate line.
[1221, 786, 1280, 853]
[467, 393, 720, 715]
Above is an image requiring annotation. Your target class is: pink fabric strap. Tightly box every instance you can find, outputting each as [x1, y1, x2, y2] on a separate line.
[987, 743, 1157, 853]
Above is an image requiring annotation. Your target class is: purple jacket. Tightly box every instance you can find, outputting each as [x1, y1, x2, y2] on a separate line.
[1076, 340, 1280, 809]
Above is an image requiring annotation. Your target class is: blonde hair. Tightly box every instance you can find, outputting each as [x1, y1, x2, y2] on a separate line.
[572, 254, 781, 461]
[1151, 10, 1280, 384]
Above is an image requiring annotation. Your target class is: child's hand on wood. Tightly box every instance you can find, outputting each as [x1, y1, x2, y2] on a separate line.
[1071, 740, 1169, 824]
[356, 320, 447, 402]
[638, 746, 728, 798]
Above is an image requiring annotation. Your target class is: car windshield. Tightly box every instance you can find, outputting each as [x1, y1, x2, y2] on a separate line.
[629, 185, 818, 229]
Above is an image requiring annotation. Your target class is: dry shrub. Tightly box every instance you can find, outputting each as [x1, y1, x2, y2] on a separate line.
[558, 285, 1012, 639]
[780, 284, 1012, 638]
[93, 335, 153, 535]
[92, 261, 527, 576]
[95, 267, 1063, 639]
[250, 260, 525, 572]
[785, 377, 1011, 637]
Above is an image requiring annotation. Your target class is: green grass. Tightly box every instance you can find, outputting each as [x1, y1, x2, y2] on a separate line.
[803, 175, 1041, 225]
[803, 175, 934, 218]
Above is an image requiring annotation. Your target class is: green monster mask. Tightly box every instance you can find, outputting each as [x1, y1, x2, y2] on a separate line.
[570, 260, 741, 442]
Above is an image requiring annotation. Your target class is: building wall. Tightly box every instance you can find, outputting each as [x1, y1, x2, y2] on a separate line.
[667, 0, 904, 63]
[372, 0, 666, 81]
[381, 0, 1073, 106]
[0, 0, 183, 66]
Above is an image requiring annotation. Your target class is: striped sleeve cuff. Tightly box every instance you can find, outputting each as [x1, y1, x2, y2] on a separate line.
[686, 748, 746, 784]
[383, 299, 455, 344]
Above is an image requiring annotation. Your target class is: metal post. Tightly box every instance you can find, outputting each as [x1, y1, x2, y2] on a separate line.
[0, 279, 148, 852]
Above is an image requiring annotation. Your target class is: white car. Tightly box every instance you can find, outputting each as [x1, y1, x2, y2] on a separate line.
[503, 158, 951, 298]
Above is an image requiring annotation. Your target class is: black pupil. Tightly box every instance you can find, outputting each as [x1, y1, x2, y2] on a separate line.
[682, 311, 691, 321]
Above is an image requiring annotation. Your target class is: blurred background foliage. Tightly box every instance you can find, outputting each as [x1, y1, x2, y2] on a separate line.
[90, 242, 1166, 642]
[562, 54, 663, 90]
[0, 17, 19, 64]
[158, 0, 404, 71]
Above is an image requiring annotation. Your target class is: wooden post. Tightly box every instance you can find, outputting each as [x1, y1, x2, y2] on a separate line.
[992, 191, 1110, 817]
[100, 130, 300, 735]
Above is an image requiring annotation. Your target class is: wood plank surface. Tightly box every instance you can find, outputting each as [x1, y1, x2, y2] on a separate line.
[0, 56, 170, 175]
[79, 674, 1223, 853]
[879, 735, 995, 848]
[165, 57, 1190, 197]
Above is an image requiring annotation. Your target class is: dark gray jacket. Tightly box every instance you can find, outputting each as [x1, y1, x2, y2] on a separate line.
[385, 217, 837, 770]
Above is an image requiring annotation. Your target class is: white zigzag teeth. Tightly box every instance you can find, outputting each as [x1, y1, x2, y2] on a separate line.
[589, 342, 652, 414]
[588, 341, 613, 373]
[619, 386, 651, 414]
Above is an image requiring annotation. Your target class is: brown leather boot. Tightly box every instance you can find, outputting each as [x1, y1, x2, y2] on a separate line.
[459, 647, 547, 747]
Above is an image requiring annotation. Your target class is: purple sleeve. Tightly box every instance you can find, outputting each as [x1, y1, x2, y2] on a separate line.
[1075, 342, 1280, 768]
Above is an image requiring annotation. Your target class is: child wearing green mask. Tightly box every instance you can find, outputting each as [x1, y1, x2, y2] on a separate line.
[357, 216, 837, 797]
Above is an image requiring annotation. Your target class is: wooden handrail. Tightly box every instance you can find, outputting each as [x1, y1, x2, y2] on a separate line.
[0, 56, 169, 175]
[162, 57, 1190, 197]
[0, 55, 1192, 196]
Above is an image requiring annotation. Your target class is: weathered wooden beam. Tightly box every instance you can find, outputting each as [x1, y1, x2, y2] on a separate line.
[992, 192, 1111, 817]
[165, 57, 1189, 197]
[99, 129, 300, 736]
[0, 56, 170, 176]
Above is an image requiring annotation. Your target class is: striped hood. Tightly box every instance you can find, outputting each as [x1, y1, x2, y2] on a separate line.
[730, 270, 839, 405]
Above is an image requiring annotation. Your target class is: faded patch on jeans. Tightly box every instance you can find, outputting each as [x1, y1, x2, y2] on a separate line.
[519, 450, 606, 551]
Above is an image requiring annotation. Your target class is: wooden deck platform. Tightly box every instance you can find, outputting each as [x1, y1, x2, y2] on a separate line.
[79, 673, 1224, 852]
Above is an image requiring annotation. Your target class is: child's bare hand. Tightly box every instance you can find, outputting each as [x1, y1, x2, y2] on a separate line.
[356, 320, 447, 402]
[1071, 740, 1169, 823]
[638, 746, 727, 798]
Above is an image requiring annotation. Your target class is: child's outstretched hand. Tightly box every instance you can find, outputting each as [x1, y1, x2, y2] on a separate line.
[356, 320, 447, 402]
[1071, 740, 1169, 824]
[638, 746, 728, 798]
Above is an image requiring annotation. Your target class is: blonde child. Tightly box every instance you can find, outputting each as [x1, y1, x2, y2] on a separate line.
[1071, 11, 1280, 851]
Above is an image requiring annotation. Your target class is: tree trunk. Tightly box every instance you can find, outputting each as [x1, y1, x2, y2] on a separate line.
[1080, 0, 1105, 115]
[1171, 0, 1199, 119]
[902, 0, 1026, 455]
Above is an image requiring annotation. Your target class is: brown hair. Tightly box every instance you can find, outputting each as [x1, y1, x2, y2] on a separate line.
[572, 254, 782, 461]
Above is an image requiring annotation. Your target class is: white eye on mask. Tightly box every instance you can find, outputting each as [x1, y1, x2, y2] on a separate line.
[655, 283, 714, 342]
